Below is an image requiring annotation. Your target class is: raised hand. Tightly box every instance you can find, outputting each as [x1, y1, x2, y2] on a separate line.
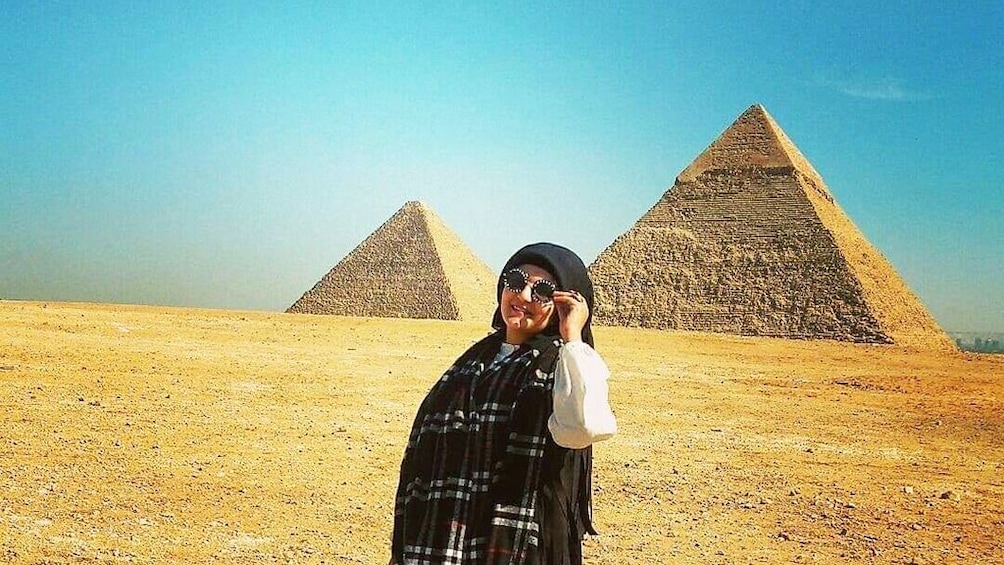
[552, 289, 588, 343]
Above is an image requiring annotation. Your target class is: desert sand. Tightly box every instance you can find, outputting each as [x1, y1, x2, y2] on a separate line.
[1, 300, 1001, 563]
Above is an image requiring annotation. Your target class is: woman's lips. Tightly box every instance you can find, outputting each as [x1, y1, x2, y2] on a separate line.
[509, 303, 529, 316]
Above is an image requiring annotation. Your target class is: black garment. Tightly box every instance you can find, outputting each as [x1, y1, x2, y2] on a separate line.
[536, 442, 594, 564]
[392, 331, 575, 564]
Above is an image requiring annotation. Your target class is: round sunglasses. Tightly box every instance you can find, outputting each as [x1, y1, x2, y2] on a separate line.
[502, 268, 558, 303]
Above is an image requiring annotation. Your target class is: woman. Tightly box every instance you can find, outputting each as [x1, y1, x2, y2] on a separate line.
[391, 242, 617, 565]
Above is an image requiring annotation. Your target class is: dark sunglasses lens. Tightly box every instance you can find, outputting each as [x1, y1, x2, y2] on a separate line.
[532, 280, 556, 302]
[504, 269, 527, 292]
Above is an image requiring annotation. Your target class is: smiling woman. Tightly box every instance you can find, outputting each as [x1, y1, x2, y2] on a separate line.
[390, 242, 617, 565]
[498, 264, 561, 344]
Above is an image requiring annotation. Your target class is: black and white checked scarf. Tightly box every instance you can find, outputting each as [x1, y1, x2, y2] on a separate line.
[391, 330, 562, 565]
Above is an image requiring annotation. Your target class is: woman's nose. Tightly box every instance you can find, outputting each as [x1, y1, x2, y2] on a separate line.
[519, 283, 534, 302]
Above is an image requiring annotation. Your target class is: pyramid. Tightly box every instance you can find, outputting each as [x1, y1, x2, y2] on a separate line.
[589, 104, 952, 348]
[287, 201, 497, 322]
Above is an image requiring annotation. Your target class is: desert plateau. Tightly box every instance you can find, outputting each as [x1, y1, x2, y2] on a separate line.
[2, 300, 1002, 564]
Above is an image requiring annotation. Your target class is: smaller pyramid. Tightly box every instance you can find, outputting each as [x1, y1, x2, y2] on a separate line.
[287, 201, 497, 322]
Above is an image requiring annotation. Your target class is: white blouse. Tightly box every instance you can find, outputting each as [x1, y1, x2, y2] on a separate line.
[497, 341, 617, 449]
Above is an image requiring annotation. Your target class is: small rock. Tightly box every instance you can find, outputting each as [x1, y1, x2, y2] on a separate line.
[940, 490, 961, 502]
[903, 486, 914, 495]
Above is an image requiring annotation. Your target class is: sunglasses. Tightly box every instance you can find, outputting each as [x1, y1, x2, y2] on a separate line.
[503, 268, 558, 303]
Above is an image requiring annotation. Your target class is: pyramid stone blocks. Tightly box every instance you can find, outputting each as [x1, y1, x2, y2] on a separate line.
[287, 201, 497, 322]
[589, 104, 951, 348]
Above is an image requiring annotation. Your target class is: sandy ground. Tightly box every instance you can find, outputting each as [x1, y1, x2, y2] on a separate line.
[1, 300, 1002, 564]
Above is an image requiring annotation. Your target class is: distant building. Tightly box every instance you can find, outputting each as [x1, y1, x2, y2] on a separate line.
[949, 332, 1004, 354]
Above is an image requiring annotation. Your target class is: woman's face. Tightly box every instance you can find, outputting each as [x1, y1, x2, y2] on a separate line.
[499, 263, 557, 345]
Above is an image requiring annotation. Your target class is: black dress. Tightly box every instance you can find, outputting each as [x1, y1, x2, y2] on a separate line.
[536, 442, 596, 565]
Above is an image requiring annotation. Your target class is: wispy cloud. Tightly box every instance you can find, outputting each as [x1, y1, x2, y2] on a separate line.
[815, 76, 934, 102]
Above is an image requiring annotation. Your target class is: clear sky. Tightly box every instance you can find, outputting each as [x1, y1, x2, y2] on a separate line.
[2, 2, 1002, 332]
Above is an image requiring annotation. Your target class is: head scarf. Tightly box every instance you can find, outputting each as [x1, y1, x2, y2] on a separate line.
[491, 242, 596, 348]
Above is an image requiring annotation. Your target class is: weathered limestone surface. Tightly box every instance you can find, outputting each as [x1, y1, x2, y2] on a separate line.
[287, 201, 497, 322]
[590, 105, 952, 349]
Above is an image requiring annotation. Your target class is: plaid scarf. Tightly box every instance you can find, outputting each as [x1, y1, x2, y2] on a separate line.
[392, 330, 562, 565]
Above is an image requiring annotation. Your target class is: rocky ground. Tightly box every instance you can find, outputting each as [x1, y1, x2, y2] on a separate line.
[1, 301, 1002, 564]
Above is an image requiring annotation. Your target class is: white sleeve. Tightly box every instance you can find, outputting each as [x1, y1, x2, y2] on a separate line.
[548, 341, 617, 449]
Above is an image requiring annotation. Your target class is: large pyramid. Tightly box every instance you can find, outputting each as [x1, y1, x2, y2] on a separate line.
[287, 201, 497, 322]
[589, 104, 952, 348]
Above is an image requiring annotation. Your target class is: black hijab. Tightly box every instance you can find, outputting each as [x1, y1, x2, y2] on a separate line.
[491, 242, 596, 348]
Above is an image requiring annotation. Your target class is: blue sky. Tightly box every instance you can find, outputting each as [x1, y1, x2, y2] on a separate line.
[2, 2, 1002, 332]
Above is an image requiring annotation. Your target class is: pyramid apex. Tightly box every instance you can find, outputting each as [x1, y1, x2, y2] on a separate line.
[677, 104, 824, 186]
[744, 103, 775, 124]
[398, 200, 436, 218]
[745, 103, 786, 128]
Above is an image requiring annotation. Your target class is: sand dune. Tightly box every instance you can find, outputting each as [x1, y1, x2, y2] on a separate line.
[1, 301, 1001, 563]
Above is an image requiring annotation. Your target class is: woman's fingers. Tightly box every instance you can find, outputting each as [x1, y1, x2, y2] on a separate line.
[552, 290, 586, 305]
[553, 291, 588, 342]
[553, 295, 583, 314]
[553, 291, 588, 322]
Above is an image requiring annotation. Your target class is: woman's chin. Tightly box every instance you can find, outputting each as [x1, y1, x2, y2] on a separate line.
[505, 317, 542, 340]
[503, 318, 525, 333]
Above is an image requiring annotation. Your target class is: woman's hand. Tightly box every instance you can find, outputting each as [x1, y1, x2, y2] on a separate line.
[553, 290, 588, 343]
